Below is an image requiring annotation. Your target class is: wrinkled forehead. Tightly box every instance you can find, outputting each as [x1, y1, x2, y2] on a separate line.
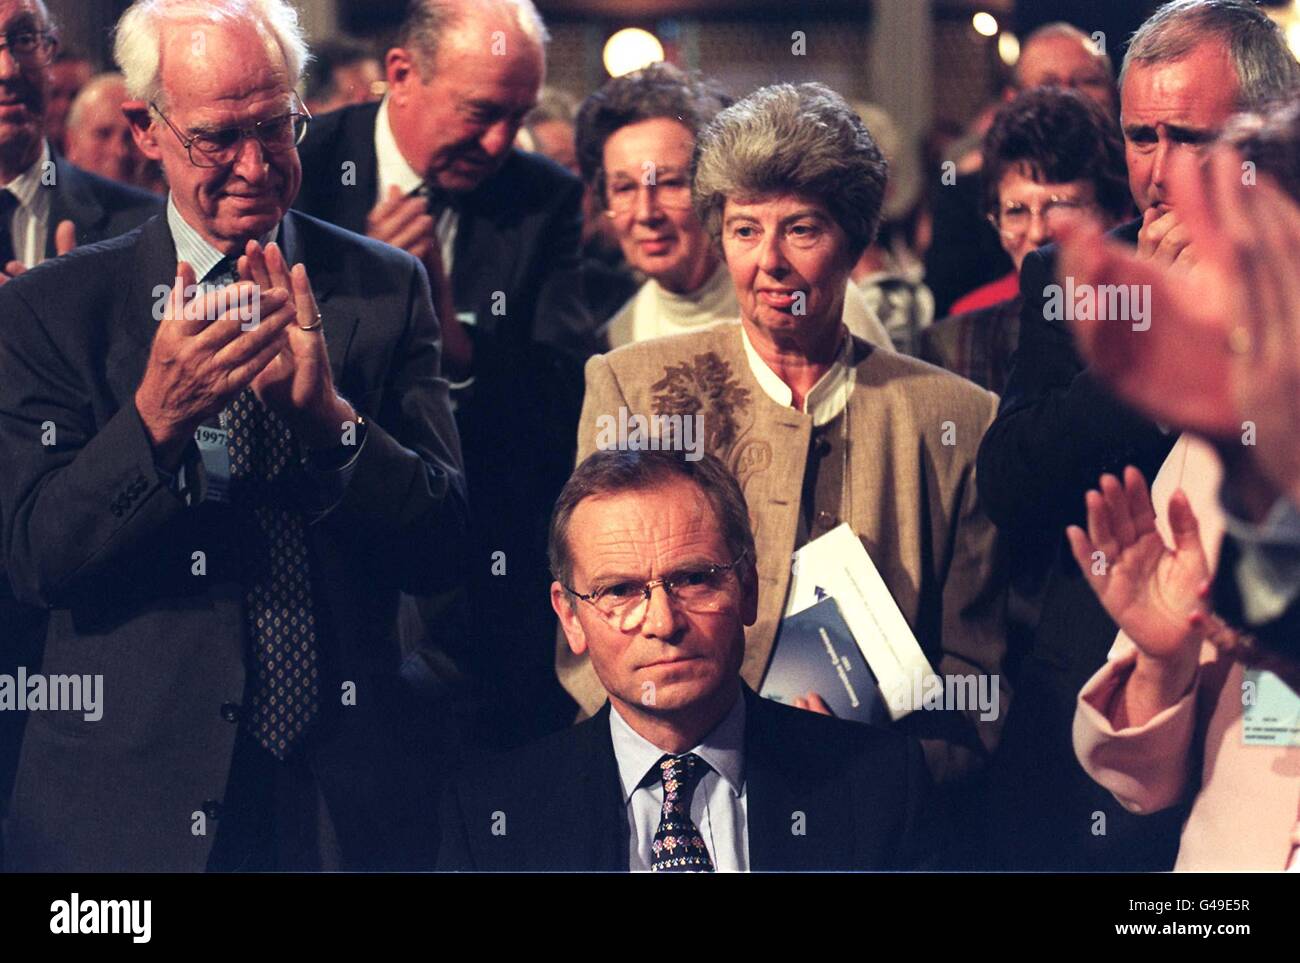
[568, 482, 727, 575]
[157, 18, 292, 114]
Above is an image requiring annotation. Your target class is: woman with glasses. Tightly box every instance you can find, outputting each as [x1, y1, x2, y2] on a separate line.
[559, 82, 1008, 786]
[921, 87, 1131, 394]
[575, 63, 891, 352]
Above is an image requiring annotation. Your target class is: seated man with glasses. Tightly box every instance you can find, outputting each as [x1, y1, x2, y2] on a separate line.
[0, 0, 466, 872]
[439, 449, 941, 872]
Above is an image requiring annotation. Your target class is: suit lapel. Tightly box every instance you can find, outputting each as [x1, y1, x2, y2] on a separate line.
[48, 157, 105, 256]
[549, 703, 628, 871]
[742, 688, 845, 871]
[278, 212, 358, 382]
[105, 215, 177, 397]
[338, 103, 381, 233]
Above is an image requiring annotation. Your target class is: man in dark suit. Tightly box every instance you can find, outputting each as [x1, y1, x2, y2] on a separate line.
[0, 0, 466, 871]
[0, 0, 161, 869]
[972, 0, 1300, 870]
[293, 0, 592, 748]
[439, 450, 939, 871]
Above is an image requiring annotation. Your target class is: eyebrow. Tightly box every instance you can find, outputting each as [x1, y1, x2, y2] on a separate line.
[1123, 122, 1217, 143]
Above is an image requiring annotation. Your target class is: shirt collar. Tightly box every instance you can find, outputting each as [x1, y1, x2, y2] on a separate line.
[3, 140, 52, 209]
[166, 192, 279, 282]
[740, 322, 856, 426]
[609, 689, 747, 804]
[374, 95, 424, 199]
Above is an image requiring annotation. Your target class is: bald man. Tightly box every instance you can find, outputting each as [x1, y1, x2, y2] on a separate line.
[63, 73, 153, 189]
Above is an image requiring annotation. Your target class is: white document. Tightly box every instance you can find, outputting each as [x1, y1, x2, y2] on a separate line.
[785, 523, 936, 720]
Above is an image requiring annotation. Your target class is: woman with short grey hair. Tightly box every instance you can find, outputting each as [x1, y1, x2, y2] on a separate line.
[692, 83, 888, 263]
[560, 82, 1010, 786]
[576, 70, 890, 350]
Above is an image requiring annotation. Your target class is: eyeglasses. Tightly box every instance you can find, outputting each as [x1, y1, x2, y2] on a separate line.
[989, 196, 1094, 239]
[150, 95, 311, 168]
[0, 28, 57, 65]
[603, 176, 694, 215]
[564, 549, 749, 631]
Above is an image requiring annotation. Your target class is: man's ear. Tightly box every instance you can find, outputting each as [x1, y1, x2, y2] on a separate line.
[123, 100, 162, 161]
[551, 581, 588, 656]
[739, 563, 759, 628]
[385, 48, 420, 104]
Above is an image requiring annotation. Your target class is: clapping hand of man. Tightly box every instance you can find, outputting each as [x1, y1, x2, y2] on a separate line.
[1059, 147, 1300, 510]
[134, 258, 296, 468]
[366, 185, 472, 378]
[1, 220, 77, 285]
[237, 240, 356, 449]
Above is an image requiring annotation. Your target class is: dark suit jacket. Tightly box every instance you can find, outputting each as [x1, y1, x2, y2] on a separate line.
[976, 218, 1172, 538]
[292, 101, 593, 354]
[0, 153, 160, 867]
[1213, 535, 1300, 661]
[293, 102, 593, 748]
[45, 153, 163, 256]
[0, 210, 467, 872]
[438, 686, 941, 871]
[969, 218, 1186, 870]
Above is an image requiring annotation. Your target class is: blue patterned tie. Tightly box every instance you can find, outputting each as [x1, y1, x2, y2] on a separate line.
[211, 258, 320, 759]
[650, 753, 715, 872]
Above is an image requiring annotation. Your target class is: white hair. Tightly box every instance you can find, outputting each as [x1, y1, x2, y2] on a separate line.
[113, 0, 310, 108]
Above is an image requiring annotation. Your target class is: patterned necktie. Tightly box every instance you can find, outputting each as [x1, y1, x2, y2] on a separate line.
[213, 257, 321, 760]
[650, 753, 715, 872]
[0, 189, 19, 267]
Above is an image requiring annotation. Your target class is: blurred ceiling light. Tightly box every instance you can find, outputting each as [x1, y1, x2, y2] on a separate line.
[603, 27, 665, 78]
[1289, 22, 1300, 60]
[972, 12, 999, 38]
[998, 31, 1020, 66]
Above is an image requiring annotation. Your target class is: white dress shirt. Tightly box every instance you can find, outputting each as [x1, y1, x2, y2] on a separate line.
[373, 95, 458, 276]
[609, 691, 750, 871]
[2, 140, 53, 268]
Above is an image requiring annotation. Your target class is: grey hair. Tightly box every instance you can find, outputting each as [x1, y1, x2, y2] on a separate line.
[113, 0, 310, 109]
[548, 450, 757, 597]
[1119, 0, 1300, 110]
[398, 0, 549, 75]
[1015, 21, 1115, 87]
[692, 82, 887, 260]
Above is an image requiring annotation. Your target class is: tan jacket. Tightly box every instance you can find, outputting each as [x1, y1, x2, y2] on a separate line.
[558, 321, 1009, 782]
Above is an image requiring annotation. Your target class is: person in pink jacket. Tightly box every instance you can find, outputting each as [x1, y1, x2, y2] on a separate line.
[1068, 439, 1300, 871]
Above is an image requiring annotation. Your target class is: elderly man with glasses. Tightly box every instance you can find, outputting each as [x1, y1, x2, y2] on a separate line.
[0, 0, 466, 872]
[438, 449, 941, 872]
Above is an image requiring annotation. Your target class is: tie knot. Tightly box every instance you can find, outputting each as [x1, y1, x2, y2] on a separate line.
[206, 255, 239, 286]
[658, 752, 709, 797]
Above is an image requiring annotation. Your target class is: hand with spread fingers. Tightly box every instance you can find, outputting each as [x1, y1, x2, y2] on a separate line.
[1059, 146, 1300, 506]
[134, 258, 296, 466]
[1066, 466, 1214, 726]
[239, 239, 356, 450]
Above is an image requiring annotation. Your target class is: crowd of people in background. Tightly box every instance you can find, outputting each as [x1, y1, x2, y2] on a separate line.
[0, 0, 1296, 873]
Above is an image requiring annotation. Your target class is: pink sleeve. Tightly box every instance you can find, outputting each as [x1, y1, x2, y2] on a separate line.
[1072, 638, 1200, 815]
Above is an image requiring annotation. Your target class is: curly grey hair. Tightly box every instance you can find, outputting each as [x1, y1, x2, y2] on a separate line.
[691, 82, 888, 259]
